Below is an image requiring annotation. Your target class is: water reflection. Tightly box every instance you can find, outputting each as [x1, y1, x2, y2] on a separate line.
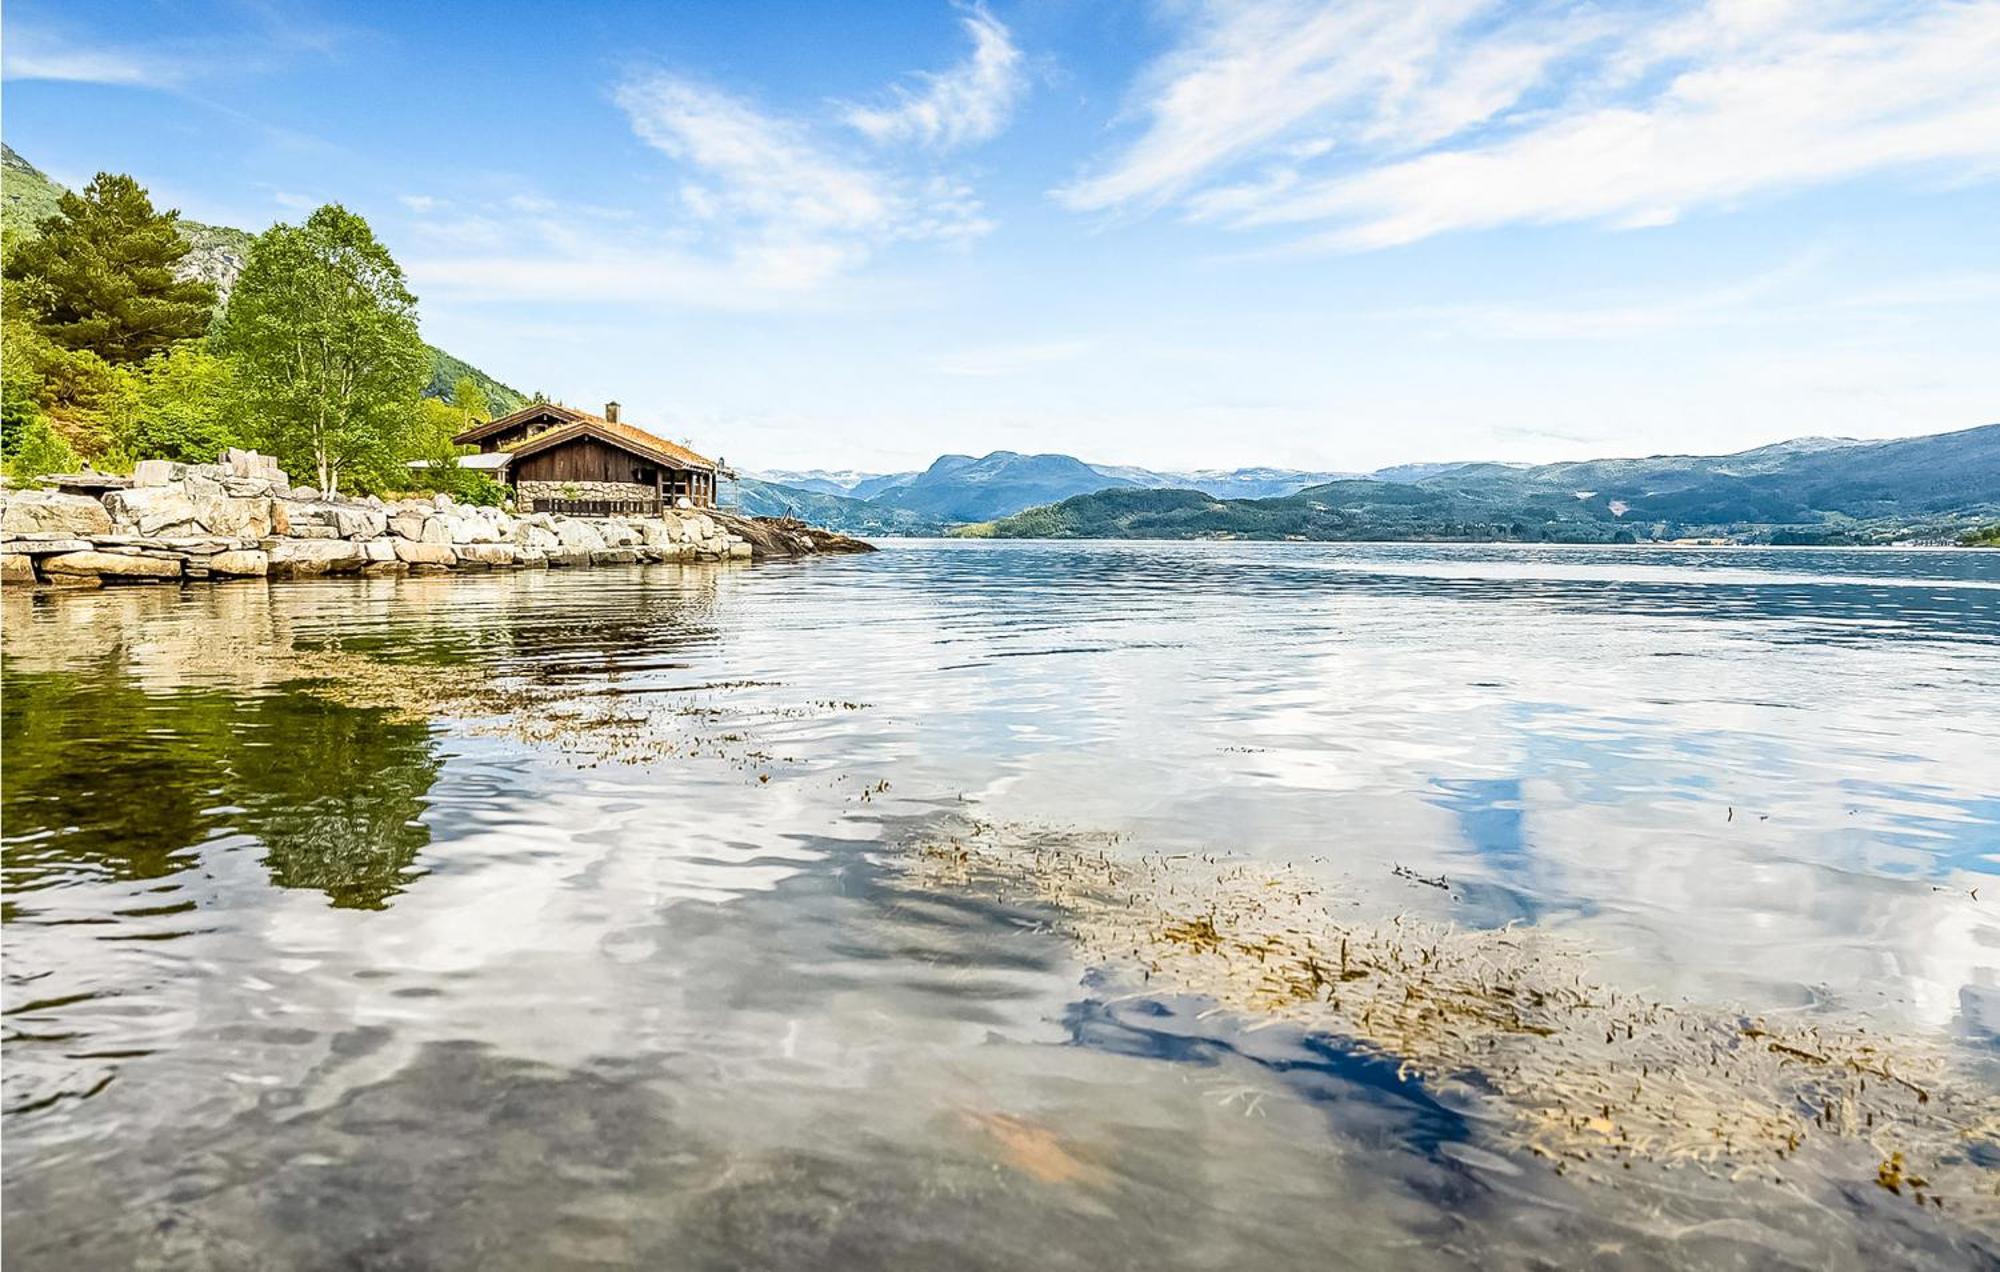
[3, 544, 1998, 1268]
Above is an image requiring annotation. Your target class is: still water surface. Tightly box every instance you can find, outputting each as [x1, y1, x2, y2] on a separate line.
[4, 542, 1998, 1268]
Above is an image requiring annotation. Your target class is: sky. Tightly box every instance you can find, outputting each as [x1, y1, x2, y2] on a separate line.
[4, 0, 1997, 475]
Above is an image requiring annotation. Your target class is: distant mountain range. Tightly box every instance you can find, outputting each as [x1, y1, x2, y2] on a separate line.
[732, 452, 1375, 529]
[961, 426, 2000, 545]
[2, 145, 524, 414]
[731, 427, 1999, 544]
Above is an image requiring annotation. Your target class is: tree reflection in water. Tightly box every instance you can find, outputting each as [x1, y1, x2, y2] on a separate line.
[1, 666, 440, 909]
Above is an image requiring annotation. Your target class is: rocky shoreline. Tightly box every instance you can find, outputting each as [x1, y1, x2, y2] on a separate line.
[1, 450, 871, 589]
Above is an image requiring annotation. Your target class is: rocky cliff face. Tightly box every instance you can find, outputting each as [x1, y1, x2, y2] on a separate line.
[0, 451, 866, 590]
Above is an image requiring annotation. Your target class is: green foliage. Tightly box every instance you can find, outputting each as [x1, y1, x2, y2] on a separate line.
[2, 415, 80, 481]
[124, 344, 243, 463]
[1961, 524, 2000, 547]
[397, 396, 506, 505]
[2, 314, 140, 461]
[5, 171, 217, 364]
[2, 341, 44, 454]
[457, 472, 508, 507]
[217, 204, 429, 494]
[451, 374, 491, 422]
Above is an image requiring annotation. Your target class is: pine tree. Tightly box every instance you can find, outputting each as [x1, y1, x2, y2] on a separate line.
[6, 173, 218, 364]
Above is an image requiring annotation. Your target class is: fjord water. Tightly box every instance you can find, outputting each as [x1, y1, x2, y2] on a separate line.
[4, 542, 1997, 1269]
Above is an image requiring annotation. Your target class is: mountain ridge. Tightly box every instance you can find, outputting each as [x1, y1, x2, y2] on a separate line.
[958, 424, 1999, 545]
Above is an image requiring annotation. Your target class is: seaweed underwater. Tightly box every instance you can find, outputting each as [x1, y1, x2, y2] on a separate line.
[897, 818, 2000, 1232]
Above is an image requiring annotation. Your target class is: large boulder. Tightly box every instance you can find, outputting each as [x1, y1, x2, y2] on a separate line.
[193, 495, 273, 538]
[513, 523, 561, 552]
[40, 550, 182, 581]
[389, 509, 431, 541]
[4, 491, 114, 537]
[443, 512, 499, 545]
[554, 519, 606, 552]
[275, 501, 334, 532]
[455, 543, 518, 567]
[131, 459, 184, 487]
[265, 539, 364, 577]
[2, 554, 36, 585]
[105, 482, 211, 532]
[208, 549, 269, 577]
[330, 506, 388, 540]
[393, 541, 456, 566]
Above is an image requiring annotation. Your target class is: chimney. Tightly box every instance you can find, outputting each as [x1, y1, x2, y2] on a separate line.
[604, 401, 621, 423]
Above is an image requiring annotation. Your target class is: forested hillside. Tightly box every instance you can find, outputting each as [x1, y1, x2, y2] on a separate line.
[3, 145, 522, 417]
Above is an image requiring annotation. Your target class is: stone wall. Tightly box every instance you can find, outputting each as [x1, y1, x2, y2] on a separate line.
[0, 449, 753, 589]
[516, 479, 662, 513]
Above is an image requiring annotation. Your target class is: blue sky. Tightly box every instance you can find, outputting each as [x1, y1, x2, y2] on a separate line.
[5, 0, 1996, 474]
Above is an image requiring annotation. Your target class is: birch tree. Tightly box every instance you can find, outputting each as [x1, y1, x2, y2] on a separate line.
[216, 205, 426, 493]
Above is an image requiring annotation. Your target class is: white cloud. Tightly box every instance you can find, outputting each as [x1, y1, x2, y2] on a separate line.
[2, 29, 190, 87]
[843, 5, 1026, 149]
[1061, 0, 2000, 250]
[3, 12, 353, 89]
[408, 70, 1000, 310]
[399, 194, 443, 213]
[412, 72, 994, 310]
[617, 73, 899, 236]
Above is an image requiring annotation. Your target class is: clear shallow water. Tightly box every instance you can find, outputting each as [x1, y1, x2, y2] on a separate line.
[4, 541, 1998, 1269]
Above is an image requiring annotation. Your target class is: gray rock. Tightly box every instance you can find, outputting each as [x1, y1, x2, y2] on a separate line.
[555, 520, 606, 552]
[131, 459, 184, 487]
[193, 495, 273, 538]
[183, 473, 226, 504]
[590, 548, 639, 566]
[456, 543, 518, 567]
[389, 510, 430, 541]
[330, 506, 388, 540]
[362, 539, 398, 563]
[265, 539, 364, 577]
[3, 491, 115, 538]
[513, 523, 561, 551]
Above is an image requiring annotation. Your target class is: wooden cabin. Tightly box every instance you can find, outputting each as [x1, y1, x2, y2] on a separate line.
[451, 401, 720, 515]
